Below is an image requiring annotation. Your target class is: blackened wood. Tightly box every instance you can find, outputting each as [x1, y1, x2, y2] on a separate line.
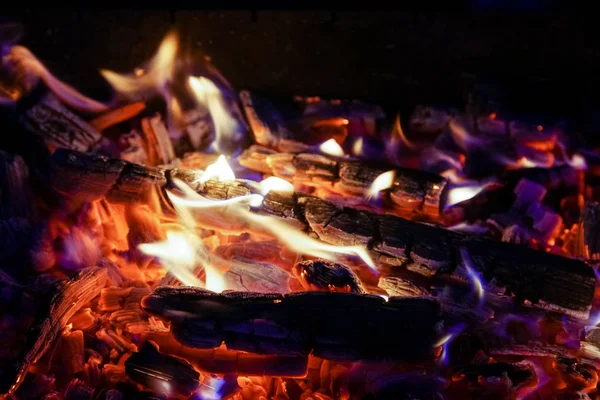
[0, 150, 32, 219]
[49, 150, 596, 318]
[292, 259, 366, 293]
[142, 287, 441, 362]
[452, 362, 537, 398]
[238, 144, 448, 218]
[141, 331, 308, 376]
[18, 92, 102, 152]
[0, 267, 107, 395]
[574, 201, 600, 259]
[125, 341, 200, 396]
[504, 165, 579, 191]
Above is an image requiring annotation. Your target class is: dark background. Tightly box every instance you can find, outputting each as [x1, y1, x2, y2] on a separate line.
[3, 8, 599, 143]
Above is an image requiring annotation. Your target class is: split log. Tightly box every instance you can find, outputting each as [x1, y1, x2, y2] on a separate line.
[574, 201, 600, 260]
[238, 145, 447, 219]
[0, 150, 32, 219]
[89, 102, 146, 132]
[0, 266, 107, 395]
[125, 341, 201, 397]
[49, 150, 596, 319]
[18, 92, 102, 152]
[141, 331, 308, 376]
[142, 287, 442, 362]
[140, 113, 177, 167]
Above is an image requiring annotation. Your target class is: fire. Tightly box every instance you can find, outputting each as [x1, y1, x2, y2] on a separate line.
[167, 178, 376, 269]
[352, 137, 363, 156]
[188, 76, 240, 154]
[319, 138, 345, 157]
[460, 247, 484, 302]
[258, 176, 295, 195]
[445, 185, 486, 208]
[198, 155, 235, 183]
[100, 31, 178, 97]
[366, 170, 396, 200]
[569, 153, 587, 170]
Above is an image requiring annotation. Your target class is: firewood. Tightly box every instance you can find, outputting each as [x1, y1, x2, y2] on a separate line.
[89, 102, 146, 132]
[59, 329, 85, 376]
[142, 287, 442, 362]
[504, 165, 579, 191]
[0, 266, 107, 395]
[124, 341, 201, 397]
[239, 90, 291, 149]
[18, 92, 102, 152]
[238, 145, 448, 218]
[49, 150, 596, 319]
[449, 362, 538, 399]
[0, 150, 32, 220]
[140, 113, 177, 167]
[141, 331, 308, 376]
[574, 201, 600, 260]
[224, 256, 293, 294]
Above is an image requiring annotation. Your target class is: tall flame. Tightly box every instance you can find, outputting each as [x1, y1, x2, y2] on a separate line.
[100, 31, 178, 97]
[188, 76, 240, 154]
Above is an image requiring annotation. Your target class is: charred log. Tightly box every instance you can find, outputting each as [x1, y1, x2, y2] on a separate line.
[141, 287, 442, 362]
[575, 201, 600, 260]
[0, 266, 107, 395]
[238, 144, 447, 218]
[292, 259, 366, 293]
[49, 150, 596, 319]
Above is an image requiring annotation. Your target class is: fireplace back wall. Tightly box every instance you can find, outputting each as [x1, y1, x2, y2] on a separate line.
[4, 9, 599, 143]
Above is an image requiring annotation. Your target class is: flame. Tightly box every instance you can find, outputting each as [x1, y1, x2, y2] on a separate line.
[258, 176, 295, 195]
[188, 76, 239, 154]
[352, 137, 363, 156]
[366, 170, 396, 200]
[138, 231, 203, 287]
[445, 185, 486, 208]
[168, 178, 376, 269]
[441, 169, 474, 184]
[448, 119, 482, 151]
[319, 138, 345, 157]
[198, 155, 236, 183]
[460, 247, 484, 302]
[568, 153, 587, 170]
[100, 31, 178, 96]
[434, 323, 466, 365]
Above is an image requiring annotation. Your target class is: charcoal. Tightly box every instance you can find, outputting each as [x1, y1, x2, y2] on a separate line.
[125, 341, 201, 397]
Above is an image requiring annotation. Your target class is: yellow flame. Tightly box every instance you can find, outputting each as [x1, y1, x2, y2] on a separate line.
[352, 137, 363, 156]
[319, 139, 345, 157]
[258, 176, 295, 195]
[198, 155, 236, 183]
[168, 178, 376, 269]
[188, 76, 239, 153]
[366, 170, 396, 200]
[569, 153, 587, 170]
[446, 185, 485, 208]
[100, 31, 178, 95]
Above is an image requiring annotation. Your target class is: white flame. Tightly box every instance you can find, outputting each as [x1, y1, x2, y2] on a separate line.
[445, 185, 485, 208]
[258, 176, 295, 195]
[168, 178, 376, 270]
[569, 153, 587, 170]
[198, 155, 236, 183]
[138, 231, 202, 287]
[188, 76, 239, 154]
[460, 247, 484, 302]
[319, 139, 345, 157]
[100, 31, 178, 96]
[352, 138, 363, 156]
[366, 170, 396, 200]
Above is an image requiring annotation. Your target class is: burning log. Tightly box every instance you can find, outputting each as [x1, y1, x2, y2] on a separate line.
[89, 102, 146, 132]
[124, 341, 201, 396]
[18, 92, 102, 152]
[140, 114, 177, 167]
[49, 150, 596, 319]
[0, 266, 107, 395]
[449, 362, 538, 399]
[238, 145, 448, 218]
[141, 287, 442, 362]
[141, 331, 308, 376]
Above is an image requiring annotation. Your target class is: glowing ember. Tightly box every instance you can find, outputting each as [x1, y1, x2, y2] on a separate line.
[569, 153, 587, 170]
[198, 155, 236, 183]
[366, 170, 396, 200]
[319, 138, 345, 156]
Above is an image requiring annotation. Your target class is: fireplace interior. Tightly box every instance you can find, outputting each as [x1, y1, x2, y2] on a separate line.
[1, 8, 600, 400]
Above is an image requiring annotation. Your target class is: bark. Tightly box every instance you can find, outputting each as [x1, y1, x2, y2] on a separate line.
[0, 267, 107, 395]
